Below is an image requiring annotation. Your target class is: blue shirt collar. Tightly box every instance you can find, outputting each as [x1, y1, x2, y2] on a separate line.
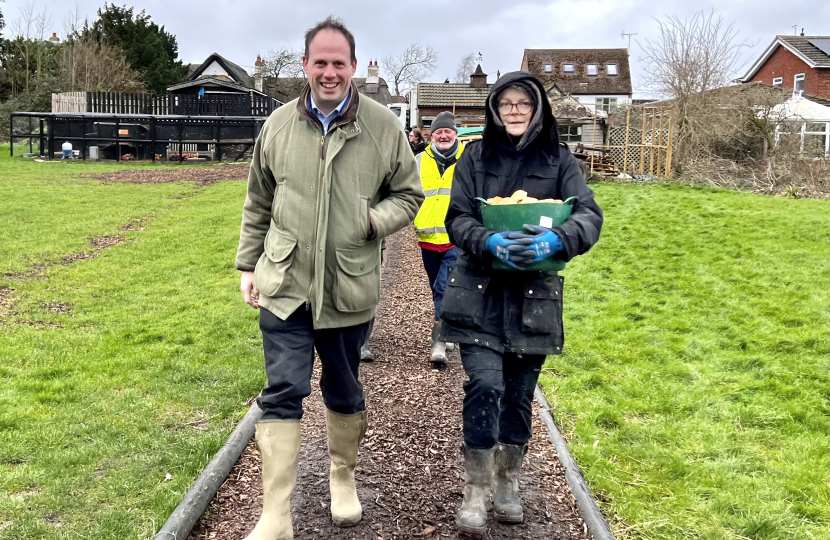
[308, 89, 351, 135]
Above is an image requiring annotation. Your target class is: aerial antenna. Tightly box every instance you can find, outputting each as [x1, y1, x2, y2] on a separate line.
[621, 31, 637, 51]
[792, 24, 798, 35]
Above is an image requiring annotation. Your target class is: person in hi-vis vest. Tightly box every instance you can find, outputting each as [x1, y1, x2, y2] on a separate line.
[413, 111, 464, 367]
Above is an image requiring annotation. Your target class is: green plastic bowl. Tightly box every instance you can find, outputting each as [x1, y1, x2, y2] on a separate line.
[479, 196, 577, 272]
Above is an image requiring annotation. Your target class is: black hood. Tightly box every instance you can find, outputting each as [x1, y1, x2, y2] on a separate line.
[482, 71, 560, 161]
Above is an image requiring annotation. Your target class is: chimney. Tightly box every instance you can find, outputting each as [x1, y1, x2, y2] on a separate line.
[48, 32, 60, 43]
[470, 64, 487, 88]
[800, 28, 805, 36]
[367, 59, 379, 84]
[254, 55, 265, 92]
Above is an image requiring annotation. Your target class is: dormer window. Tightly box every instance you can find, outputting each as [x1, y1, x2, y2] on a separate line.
[563, 63, 574, 74]
[606, 63, 618, 76]
[772, 77, 783, 87]
[544, 64, 553, 73]
[586, 64, 598, 76]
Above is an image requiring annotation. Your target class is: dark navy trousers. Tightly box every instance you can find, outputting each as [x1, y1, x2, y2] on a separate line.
[460, 344, 546, 449]
[257, 306, 370, 420]
[420, 246, 459, 321]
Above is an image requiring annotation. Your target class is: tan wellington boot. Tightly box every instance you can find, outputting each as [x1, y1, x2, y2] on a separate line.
[325, 409, 367, 527]
[493, 443, 527, 523]
[243, 420, 302, 540]
[456, 445, 495, 536]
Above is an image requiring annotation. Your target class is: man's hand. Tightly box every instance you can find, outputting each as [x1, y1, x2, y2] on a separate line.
[240, 271, 259, 309]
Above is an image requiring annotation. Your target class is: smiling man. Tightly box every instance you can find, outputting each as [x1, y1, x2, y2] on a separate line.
[236, 16, 423, 540]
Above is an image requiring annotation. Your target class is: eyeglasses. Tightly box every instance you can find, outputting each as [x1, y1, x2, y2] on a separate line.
[497, 101, 533, 115]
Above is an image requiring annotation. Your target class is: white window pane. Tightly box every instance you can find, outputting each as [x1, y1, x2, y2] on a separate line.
[563, 63, 574, 73]
[773, 77, 782, 86]
[545, 64, 552, 73]
[607, 64, 618, 76]
[587, 64, 598, 76]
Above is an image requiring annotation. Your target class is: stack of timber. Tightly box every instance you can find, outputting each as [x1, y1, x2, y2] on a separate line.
[572, 152, 620, 177]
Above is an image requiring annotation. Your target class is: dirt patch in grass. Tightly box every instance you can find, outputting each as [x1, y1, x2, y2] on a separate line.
[0, 287, 15, 318]
[79, 163, 250, 187]
[40, 301, 73, 314]
[189, 229, 594, 540]
[119, 216, 154, 231]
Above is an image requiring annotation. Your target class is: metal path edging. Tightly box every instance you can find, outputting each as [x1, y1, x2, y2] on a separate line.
[154, 403, 263, 540]
[535, 386, 616, 540]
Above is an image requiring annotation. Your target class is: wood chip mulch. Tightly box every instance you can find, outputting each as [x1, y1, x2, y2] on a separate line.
[79, 162, 250, 186]
[188, 228, 593, 540]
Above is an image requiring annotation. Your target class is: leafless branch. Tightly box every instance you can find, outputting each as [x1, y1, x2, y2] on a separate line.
[454, 53, 476, 84]
[382, 43, 437, 96]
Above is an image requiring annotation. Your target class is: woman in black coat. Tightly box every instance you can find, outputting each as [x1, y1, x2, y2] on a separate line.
[441, 71, 603, 535]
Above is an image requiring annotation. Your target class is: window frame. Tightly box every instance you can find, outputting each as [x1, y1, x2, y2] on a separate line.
[595, 97, 618, 113]
[586, 63, 598, 77]
[772, 77, 783, 86]
[606, 63, 618, 76]
[563, 63, 575, 74]
[794, 73, 805, 93]
[544, 63, 553, 73]
[557, 124, 582, 142]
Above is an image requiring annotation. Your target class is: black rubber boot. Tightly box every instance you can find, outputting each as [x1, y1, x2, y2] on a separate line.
[360, 318, 374, 362]
[493, 443, 527, 524]
[456, 445, 494, 535]
[430, 321, 447, 367]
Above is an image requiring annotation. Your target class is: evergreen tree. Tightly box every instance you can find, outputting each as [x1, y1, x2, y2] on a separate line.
[87, 3, 187, 94]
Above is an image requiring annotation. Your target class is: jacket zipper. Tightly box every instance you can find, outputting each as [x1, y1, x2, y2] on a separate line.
[306, 133, 327, 311]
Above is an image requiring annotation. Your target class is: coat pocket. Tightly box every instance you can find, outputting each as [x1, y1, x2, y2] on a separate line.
[521, 275, 563, 335]
[334, 242, 381, 312]
[441, 268, 491, 328]
[254, 229, 297, 298]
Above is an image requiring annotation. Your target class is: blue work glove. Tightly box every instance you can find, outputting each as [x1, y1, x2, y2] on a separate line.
[522, 224, 564, 262]
[485, 232, 535, 268]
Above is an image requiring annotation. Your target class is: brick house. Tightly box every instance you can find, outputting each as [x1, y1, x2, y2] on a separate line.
[740, 35, 830, 99]
[520, 48, 632, 111]
[416, 65, 492, 130]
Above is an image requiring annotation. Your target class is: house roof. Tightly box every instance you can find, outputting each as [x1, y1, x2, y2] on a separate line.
[522, 48, 632, 95]
[188, 53, 252, 86]
[167, 77, 269, 97]
[417, 82, 493, 107]
[261, 77, 395, 106]
[647, 81, 830, 109]
[741, 35, 830, 81]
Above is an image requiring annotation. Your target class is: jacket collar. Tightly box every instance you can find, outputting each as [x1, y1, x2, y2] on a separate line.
[297, 81, 361, 130]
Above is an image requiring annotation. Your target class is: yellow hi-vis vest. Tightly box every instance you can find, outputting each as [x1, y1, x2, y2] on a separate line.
[413, 142, 465, 245]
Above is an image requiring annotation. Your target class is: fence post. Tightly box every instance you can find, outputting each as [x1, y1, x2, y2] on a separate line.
[9, 114, 13, 157]
[215, 118, 222, 162]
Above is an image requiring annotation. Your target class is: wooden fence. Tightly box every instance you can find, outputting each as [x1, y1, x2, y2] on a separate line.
[51, 92, 277, 117]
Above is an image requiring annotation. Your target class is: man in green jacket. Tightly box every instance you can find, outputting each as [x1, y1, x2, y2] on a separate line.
[235, 16, 423, 540]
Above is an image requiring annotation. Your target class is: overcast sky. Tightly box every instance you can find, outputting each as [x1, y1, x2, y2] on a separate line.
[2, 0, 827, 98]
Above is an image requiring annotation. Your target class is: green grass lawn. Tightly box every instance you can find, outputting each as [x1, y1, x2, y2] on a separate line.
[541, 181, 829, 540]
[0, 146, 264, 539]
[1, 146, 827, 539]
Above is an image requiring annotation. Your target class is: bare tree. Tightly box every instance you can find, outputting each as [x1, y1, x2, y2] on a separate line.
[263, 47, 304, 80]
[454, 53, 476, 84]
[382, 43, 437, 96]
[56, 34, 145, 92]
[637, 9, 752, 168]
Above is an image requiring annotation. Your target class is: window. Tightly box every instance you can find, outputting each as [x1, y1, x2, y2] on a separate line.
[544, 64, 553, 73]
[586, 64, 598, 76]
[595, 97, 618, 113]
[606, 63, 618, 76]
[794, 73, 805, 93]
[558, 125, 582, 142]
[772, 77, 783, 87]
[563, 63, 574, 73]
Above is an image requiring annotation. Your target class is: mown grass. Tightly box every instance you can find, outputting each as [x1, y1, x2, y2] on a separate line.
[2, 146, 827, 539]
[0, 146, 264, 539]
[540, 181, 829, 540]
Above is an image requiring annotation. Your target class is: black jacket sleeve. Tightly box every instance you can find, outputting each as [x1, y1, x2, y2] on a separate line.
[550, 146, 604, 261]
[445, 147, 493, 262]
